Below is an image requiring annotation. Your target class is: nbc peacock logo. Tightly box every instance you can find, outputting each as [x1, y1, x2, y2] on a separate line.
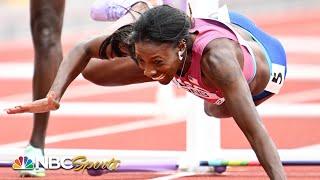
[12, 156, 34, 170]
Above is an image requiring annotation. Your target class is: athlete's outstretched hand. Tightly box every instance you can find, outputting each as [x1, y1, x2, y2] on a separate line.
[5, 91, 60, 114]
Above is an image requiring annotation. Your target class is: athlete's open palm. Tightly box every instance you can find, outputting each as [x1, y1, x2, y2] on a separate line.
[5, 91, 60, 114]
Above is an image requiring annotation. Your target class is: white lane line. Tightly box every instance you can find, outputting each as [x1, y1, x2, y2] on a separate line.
[0, 62, 69, 79]
[0, 94, 187, 117]
[279, 36, 320, 54]
[1, 101, 320, 117]
[272, 88, 320, 103]
[0, 81, 157, 101]
[0, 117, 185, 148]
[287, 64, 320, 80]
[0, 95, 186, 117]
[151, 172, 197, 180]
[257, 103, 320, 117]
[0, 102, 161, 117]
[1, 63, 320, 80]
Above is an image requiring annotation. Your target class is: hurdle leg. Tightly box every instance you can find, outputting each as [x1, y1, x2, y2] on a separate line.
[186, 93, 221, 161]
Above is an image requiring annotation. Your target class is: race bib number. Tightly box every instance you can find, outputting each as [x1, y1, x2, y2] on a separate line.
[265, 63, 286, 94]
[173, 78, 225, 105]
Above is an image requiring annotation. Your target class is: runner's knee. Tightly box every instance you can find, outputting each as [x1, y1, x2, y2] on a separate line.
[31, 10, 62, 49]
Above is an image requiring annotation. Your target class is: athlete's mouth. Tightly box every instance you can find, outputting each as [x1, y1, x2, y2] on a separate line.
[151, 74, 165, 81]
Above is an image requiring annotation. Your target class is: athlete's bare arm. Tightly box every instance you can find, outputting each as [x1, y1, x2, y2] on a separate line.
[5, 2, 151, 114]
[202, 38, 286, 179]
[5, 35, 108, 114]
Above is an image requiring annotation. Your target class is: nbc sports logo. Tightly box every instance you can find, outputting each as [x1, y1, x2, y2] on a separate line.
[11, 155, 73, 170]
[12, 156, 34, 170]
[10, 155, 120, 171]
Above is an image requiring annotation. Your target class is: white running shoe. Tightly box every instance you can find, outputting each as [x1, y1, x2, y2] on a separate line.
[19, 145, 46, 177]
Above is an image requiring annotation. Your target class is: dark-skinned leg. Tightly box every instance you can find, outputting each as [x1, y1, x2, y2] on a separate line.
[30, 0, 65, 149]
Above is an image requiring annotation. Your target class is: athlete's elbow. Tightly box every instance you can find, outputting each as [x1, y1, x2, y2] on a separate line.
[72, 41, 91, 55]
[81, 68, 103, 86]
[81, 69, 92, 82]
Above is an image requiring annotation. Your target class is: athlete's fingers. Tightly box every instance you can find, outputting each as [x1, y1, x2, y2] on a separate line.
[5, 105, 27, 114]
[5, 99, 52, 114]
[5, 92, 60, 114]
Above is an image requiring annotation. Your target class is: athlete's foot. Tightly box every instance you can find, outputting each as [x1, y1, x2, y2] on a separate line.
[90, 0, 151, 21]
[19, 145, 46, 177]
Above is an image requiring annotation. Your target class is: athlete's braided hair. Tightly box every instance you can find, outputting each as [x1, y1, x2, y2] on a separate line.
[99, 24, 133, 59]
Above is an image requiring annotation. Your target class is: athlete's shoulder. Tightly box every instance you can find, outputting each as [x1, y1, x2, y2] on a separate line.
[203, 37, 240, 59]
[201, 38, 243, 81]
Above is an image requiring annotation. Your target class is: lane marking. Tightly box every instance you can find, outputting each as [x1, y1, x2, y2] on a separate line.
[151, 172, 197, 180]
[0, 81, 158, 101]
[272, 88, 320, 103]
[0, 117, 185, 148]
[279, 36, 320, 54]
[1, 63, 320, 80]
[1, 101, 320, 117]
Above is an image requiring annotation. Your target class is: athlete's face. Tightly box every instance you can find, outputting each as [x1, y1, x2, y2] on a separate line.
[134, 41, 181, 85]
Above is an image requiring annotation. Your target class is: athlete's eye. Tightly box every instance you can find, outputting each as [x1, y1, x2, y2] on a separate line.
[154, 59, 163, 66]
[137, 57, 144, 64]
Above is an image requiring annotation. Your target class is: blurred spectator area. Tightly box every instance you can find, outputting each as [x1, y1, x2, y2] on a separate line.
[222, 0, 320, 14]
[0, 0, 319, 42]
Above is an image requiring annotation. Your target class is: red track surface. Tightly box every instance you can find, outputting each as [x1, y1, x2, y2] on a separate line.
[1, 166, 320, 179]
[0, 10, 319, 179]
